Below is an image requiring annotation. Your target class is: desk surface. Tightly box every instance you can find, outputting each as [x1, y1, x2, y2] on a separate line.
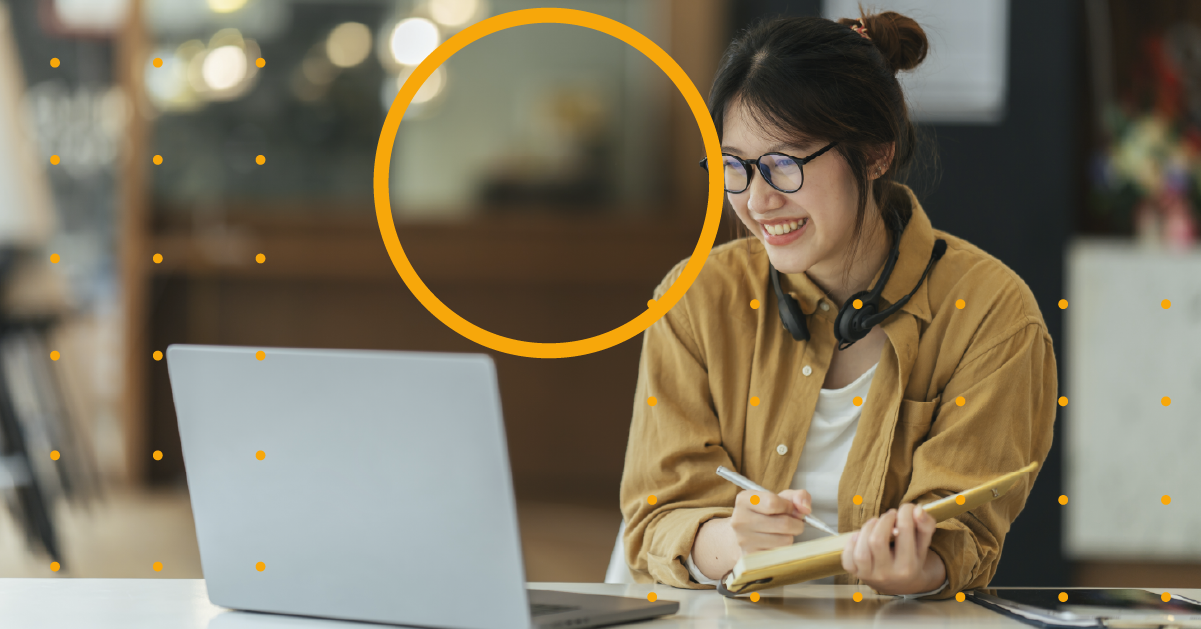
[2, 579, 1195, 628]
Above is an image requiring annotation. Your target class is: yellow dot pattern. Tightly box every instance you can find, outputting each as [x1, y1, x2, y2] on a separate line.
[50, 155, 60, 165]
[153, 562, 163, 572]
[1162, 592, 1171, 602]
[852, 396, 863, 406]
[955, 592, 966, 602]
[647, 495, 657, 505]
[1161, 397, 1171, 407]
[50, 253, 60, 263]
[646, 299, 655, 309]
[256, 561, 266, 572]
[50, 351, 60, 361]
[153, 253, 163, 264]
[153, 57, 163, 68]
[50, 58, 60, 68]
[955, 495, 966, 505]
[1058, 299, 1068, 309]
[1058, 396, 1068, 406]
[1059, 495, 1068, 505]
[750, 396, 760, 406]
[153, 350, 163, 361]
[955, 299, 965, 309]
[256, 450, 266, 460]
[1058, 592, 1068, 602]
[153, 450, 163, 461]
[852, 592, 863, 602]
[153, 154, 163, 165]
[853, 494, 863, 505]
[955, 396, 965, 406]
[647, 592, 657, 602]
[750, 592, 760, 602]
[256, 58, 266, 68]
[256, 253, 266, 263]
[750, 494, 760, 505]
[853, 299, 863, 310]
[256, 155, 266, 165]
[1162, 299, 1171, 309]
[50, 450, 60, 461]
[1162, 495, 1171, 505]
[750, 299, 759, 309]
[51, 561, 60, 572]
[256, 350, 266, 361]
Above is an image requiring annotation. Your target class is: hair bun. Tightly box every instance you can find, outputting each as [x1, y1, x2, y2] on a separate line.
[839, 10, 929, 73]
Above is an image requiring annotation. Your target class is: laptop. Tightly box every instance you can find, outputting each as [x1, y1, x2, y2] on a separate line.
[166, 344, 678, 629]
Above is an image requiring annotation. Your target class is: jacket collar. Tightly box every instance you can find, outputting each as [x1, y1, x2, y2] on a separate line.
[772, 183, 937, 325]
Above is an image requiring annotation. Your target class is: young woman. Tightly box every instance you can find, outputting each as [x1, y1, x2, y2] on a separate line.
[619, 11, 1057, 599]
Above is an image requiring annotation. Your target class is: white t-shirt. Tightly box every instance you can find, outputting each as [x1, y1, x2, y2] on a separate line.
[685, 361, 878, 585]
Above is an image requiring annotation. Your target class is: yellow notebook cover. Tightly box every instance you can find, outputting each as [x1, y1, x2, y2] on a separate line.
[719, 461, 1039, 595]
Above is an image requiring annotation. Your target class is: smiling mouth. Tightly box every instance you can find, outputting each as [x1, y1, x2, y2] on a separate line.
[760, 218, 808, 236]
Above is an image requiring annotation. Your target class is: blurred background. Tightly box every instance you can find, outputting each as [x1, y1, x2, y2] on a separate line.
[0, 0, 1199, 589]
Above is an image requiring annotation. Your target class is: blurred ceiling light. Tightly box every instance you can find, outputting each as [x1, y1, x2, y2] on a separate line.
[209, 27, 246, 50]
[389, 17, 440, 66]
[326, 22, 371, 68]
[302, 51, 337, 86]
[207, 0, 248, 14]
[202, 45, 247, 91]
[428, 0, 480, 27]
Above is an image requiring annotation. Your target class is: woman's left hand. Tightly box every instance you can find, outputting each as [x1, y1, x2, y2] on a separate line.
[841, 503, 944, 595]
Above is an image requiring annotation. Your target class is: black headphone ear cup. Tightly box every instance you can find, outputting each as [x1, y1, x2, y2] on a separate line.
[780, 292, 806, 339]
[835, 291, 874, 345]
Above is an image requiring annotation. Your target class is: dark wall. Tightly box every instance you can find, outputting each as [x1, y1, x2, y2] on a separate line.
[728, 0, 1080, 588]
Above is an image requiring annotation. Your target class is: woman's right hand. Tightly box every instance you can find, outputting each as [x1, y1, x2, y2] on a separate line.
[729, 488, 812, 555]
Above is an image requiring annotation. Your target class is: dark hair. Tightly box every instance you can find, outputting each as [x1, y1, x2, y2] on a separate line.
[709, 8, 936, 281]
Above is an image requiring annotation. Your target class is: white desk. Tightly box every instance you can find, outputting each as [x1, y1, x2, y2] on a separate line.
[7, 579, 1186, 628]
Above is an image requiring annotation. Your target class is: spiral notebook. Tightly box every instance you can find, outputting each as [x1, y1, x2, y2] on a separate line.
[717, 461, 1040, 596]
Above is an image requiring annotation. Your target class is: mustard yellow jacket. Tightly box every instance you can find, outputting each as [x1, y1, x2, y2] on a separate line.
[620, 184, 1057, 599]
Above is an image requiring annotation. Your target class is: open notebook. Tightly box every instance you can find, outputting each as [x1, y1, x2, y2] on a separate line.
[717, 461, 1040, 596]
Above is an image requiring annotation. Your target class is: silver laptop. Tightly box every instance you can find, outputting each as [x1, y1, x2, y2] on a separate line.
[167, 344, 677, 629]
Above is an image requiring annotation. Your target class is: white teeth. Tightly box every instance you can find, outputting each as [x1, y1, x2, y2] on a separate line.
[763, 219, 805, 236]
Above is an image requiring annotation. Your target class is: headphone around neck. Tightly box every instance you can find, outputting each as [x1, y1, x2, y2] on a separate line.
[770, 213, 947, 350]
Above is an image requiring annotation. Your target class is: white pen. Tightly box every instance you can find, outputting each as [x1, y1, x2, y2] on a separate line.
[716, 465, 840, 536]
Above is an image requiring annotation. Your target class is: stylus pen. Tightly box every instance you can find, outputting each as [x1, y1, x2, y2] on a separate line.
[716, 466, 840, 536]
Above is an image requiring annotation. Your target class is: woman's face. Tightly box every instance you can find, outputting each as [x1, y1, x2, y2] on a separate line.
[721, 100, 868, 278]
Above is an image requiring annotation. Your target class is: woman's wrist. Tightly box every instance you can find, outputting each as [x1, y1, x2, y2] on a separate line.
[691, 517, 737, 581]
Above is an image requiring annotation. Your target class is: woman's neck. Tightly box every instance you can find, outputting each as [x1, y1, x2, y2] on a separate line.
[809, 214, 894, 310]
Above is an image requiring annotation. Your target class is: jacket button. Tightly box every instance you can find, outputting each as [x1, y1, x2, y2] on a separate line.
[776, 444, 788, 455]
[820, 301, 831, 312]
[802, 365, 813, 376]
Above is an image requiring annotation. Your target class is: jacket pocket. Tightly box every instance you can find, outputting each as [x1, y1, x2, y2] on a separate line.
[886, 398, 940, 498]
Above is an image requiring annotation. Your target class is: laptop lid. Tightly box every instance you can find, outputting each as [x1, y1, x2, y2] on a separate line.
[167, 344, 532, 629]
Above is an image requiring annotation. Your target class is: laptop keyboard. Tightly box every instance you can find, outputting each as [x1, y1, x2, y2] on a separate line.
[530, 602, 580, 617]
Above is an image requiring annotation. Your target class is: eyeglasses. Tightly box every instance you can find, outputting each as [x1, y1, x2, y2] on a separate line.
[699, 141, 839, 194]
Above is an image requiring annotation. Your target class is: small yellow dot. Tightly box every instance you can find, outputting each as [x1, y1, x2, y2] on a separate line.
[153, 57, 163, 68]
[647, 592, 657, 602]
[153, 154, 162, 165]
[955, 299, 965, 309]
[152, 450, 163, 461]
[955, 495, 966, 505]
[1162, 299, 1171, 309]
[853, 494, 863, 505]
[50, 561, 60, 572]
[852, 592, 863, 602]
[256, 450, 266, 460]
[750, 592, 760, 602]
[1161, 396, 1171, 406]
[153, 562, 163, 572]
[853, 299, 863, 310]
[50, 450, 60, 461]
[1162, 495, 1171, 505]
[50, 58, 60, 68]
[647, 299, 655, 309]
[255, 351, 267, 361]
[1058, 495, 1069, 505]
[750, 495, 760, 505]
[256, 562, 266, 572]
[50, 350, 60, 361]
[750, 299, 760, 309]
[50, 253, 60, 263]
[1058, 396, 1068, 406]
[256, 154, 266, 165]
[153, 350, 163, 361]
[256, 58, 265, 68]
[256, 253, 266, 264]
[955, 396, 965, 406]
[1162, 592, 1171, 602]
[1058, 592, 1068, 602]
[50, 155, 60, 165]
[647, 396, 656, 406]
[647, 495, 657, 505]
[853, 396, 863, 406]
[750, 396, 760, 406]
[1058, 299, 1068, 309]
[955, 592, 966, 602]
[152, 253, 163, 264]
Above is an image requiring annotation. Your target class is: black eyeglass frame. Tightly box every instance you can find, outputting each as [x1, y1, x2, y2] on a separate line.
[699, 141, 840, 194]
